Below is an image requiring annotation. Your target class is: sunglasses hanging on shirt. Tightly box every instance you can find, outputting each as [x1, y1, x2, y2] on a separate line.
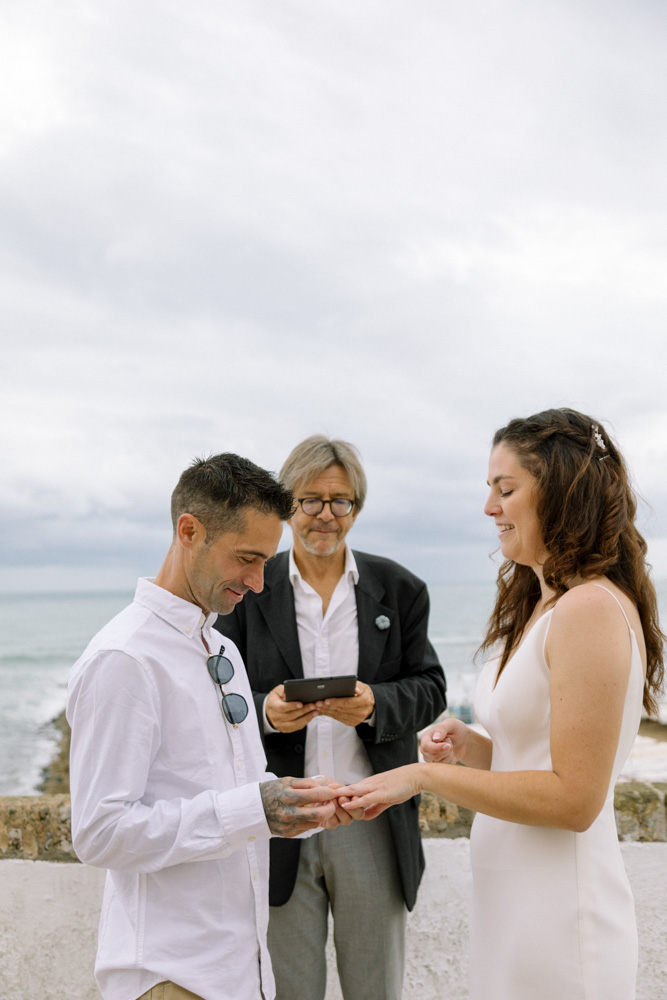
[207, 647, 249, 727]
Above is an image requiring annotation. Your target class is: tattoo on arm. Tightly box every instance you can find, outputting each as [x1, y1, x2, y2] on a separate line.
[260, 778, 319, 837]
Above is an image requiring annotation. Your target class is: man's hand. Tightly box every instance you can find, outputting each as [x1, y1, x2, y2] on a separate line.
[316, 681, 375, 727]
[260, 777, 339, 837]
[265, 684, 319, 733]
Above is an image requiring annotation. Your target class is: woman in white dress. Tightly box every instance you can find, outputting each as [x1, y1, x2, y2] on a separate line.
[340, 408, 664, 1000]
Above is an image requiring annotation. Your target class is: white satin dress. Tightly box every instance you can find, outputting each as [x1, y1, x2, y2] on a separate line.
[470, 586, 643, 1000]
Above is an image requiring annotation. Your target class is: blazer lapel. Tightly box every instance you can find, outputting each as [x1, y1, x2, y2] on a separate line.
[354, 552, 394, 682]
[256, 553, 304, 679]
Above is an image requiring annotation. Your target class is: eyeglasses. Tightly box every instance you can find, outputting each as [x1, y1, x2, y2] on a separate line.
[296, 497, 355, 517]
[207, 647, 249, 727]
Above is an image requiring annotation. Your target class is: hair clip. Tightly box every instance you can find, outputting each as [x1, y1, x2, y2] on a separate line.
[592, 424, 610, 460]
[592, 425, 606, 451]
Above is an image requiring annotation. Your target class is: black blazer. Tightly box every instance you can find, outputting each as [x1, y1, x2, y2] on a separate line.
[214, 549, 446, 910]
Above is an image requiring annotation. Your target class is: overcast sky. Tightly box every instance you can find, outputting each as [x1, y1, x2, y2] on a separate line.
[1, 0, 666, 593]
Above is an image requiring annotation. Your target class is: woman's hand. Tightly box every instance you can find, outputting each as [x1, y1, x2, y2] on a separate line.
[312, 776, 362, 826]
[337, 765, 423, 820]
[421, 717, 468, 763]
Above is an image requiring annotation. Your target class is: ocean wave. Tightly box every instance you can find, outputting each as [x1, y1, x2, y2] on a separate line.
[0, 653, 71, 667]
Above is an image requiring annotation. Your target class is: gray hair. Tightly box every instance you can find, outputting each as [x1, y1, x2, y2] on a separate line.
[279, 436, 367, 512]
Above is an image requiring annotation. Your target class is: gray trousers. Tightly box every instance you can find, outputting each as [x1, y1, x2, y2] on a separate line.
[267, 814, 407, 1000]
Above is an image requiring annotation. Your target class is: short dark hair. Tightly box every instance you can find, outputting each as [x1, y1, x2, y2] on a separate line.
[170, 453, 295, 539]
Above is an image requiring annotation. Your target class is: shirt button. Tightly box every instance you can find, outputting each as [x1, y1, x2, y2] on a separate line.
[236, 762, 242, 771]
[252, 871, 258, 881]
[248, 836, 256, 843]
[185, 627, 191, 634]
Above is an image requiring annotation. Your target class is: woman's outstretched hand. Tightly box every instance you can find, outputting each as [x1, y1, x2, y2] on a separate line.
[337, 765, 422, 820]
[421, 717, 468, 763]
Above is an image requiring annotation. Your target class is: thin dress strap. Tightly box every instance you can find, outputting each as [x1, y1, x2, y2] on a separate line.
[590, 583, 632, 630]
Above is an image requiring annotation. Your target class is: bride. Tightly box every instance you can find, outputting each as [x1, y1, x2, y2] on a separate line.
[340, 407, 664, 1000]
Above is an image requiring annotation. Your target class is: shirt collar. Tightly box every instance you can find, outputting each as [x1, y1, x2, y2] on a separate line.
[133, 577, 218, 639]
[288, 545, 359, 588]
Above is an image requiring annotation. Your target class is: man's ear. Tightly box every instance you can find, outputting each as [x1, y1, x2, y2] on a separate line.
[177, 513, 205, 549]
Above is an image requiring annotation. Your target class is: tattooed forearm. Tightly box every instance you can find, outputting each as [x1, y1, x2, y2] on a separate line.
[260, 777, 333, 837]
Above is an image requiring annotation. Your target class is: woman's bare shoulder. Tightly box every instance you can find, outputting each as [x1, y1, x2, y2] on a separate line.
[549, 579, 645, 664]
[548, 580, 632, 637]
[555, 577, 636, 615]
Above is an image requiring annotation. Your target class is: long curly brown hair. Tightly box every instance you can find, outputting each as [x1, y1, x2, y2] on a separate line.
[480, 408, 664, 715]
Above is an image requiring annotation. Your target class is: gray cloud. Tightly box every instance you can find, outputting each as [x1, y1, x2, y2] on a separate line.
[1, 0, 666, 591]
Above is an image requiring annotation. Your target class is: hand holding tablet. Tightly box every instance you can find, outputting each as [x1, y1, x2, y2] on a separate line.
[282, 674, 357, 703]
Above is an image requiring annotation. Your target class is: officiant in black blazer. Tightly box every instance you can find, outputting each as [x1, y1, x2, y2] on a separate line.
[215, 436, 446, 1000]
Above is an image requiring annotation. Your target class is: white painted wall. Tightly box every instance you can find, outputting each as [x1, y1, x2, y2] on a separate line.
[1, 842, 666, 999]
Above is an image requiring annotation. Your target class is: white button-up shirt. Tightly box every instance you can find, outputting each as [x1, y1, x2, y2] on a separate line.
[67, 578, 276, 1000]
[287, 545, 374, 784]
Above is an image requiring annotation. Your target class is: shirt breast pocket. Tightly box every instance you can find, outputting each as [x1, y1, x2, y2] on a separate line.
[155, 694, 225, 786]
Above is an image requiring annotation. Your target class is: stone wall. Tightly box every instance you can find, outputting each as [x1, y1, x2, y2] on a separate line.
[3, 716, 666, 997]
[12, 709, 662, 855]
[2, 782, 667, 863]
[0, 796, 76, 862]
[419, 782, 667, 841]
[3, 844, 667, 1000]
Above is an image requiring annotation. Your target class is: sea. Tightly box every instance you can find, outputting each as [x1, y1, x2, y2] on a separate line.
[1, 582, 667, 796]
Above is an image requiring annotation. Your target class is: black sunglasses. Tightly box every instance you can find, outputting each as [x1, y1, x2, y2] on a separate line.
[207, 647, 249, 727]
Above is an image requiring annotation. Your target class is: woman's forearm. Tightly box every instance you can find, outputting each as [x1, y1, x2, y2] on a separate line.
[459, 728, 494, 770]
[416, 760, 604, 832]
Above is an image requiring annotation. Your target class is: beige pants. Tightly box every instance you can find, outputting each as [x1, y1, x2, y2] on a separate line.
[137, 984, 204, 1000]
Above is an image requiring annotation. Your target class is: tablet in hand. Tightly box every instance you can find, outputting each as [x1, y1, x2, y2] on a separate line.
[283, 675, 357, 702]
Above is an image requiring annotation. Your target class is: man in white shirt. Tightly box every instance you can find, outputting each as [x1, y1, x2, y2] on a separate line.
[67, 453, 351, 1000]
[217, 437, 447, 1000]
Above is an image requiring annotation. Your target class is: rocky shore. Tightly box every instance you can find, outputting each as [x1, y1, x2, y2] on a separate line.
[38, 710, 71, 795]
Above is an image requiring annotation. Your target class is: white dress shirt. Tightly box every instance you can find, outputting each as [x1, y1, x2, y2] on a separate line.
[67, 578, 276, 1000]
[286, 545, 374, 784]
